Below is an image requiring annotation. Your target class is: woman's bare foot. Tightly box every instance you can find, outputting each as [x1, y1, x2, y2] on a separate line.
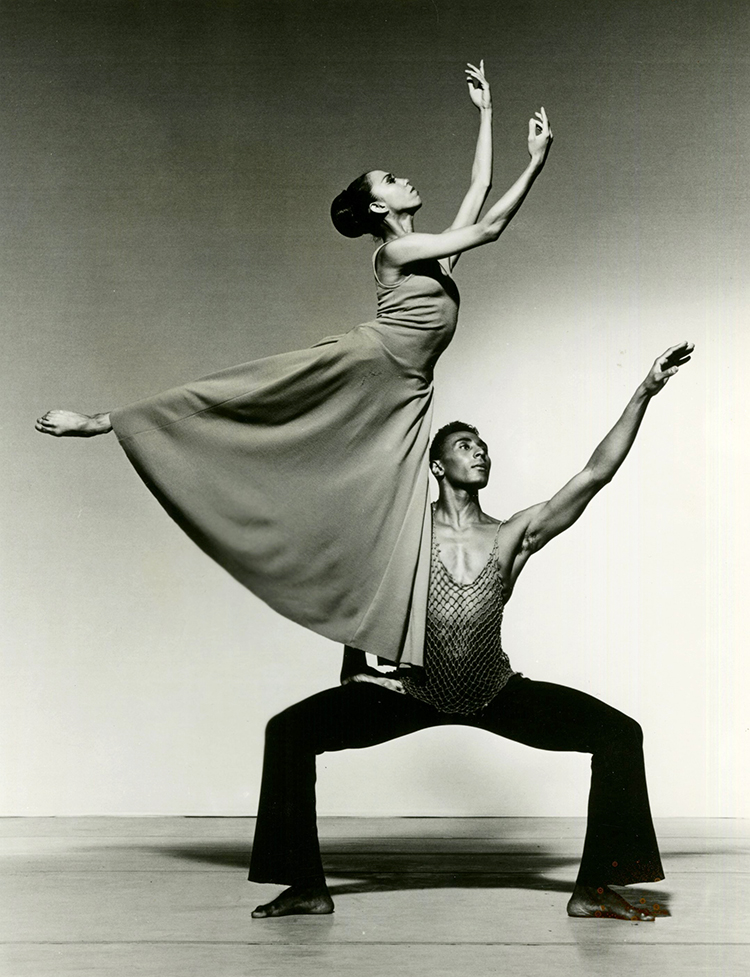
[567, 884, 655, 921]
[35, 410, 112, 437]
[251, 882, 334, 919]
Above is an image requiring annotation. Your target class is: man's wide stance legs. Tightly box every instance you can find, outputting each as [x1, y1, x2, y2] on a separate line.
[248, 676, 663, 917]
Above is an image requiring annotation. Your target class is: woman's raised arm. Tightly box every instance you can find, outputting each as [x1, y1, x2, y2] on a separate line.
[382, 108, 552, 273]
[445, 60, 494, 271]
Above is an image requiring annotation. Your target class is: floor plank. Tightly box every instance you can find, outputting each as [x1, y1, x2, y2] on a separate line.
[1, 944, 747, 977]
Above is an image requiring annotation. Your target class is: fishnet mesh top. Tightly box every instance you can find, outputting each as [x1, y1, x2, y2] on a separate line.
[402, 518, 514, 714]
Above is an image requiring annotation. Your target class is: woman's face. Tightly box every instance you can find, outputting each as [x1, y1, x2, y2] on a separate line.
[367, 170, 422, 215]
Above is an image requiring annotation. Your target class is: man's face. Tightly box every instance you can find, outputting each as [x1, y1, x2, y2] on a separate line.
[433, 431, 491, 489]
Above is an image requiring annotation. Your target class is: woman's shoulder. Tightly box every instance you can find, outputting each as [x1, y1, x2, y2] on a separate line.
[374, 248, 453, 292]
[373, 242, 412, 288]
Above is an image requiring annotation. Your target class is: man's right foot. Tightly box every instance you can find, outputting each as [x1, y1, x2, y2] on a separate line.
[251, 883, 334, 919]
[35, 410, 112, 437]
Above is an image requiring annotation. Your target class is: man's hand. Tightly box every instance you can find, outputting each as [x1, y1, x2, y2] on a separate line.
[465, 59, 491, 111]
[507, 340, 695, 580]
[343, 673, 406, 694]
[642, 342, 695, 397]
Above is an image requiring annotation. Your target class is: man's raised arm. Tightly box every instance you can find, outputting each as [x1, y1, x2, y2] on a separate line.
[516, 342, 694, 558]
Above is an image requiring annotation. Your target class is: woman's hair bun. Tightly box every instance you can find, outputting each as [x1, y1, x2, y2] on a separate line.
[330, 187, 366, 238]
[331, 173, 384, 239]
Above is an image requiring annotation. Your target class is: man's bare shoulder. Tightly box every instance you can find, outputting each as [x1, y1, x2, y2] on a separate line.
[495, 503, 546, 535]
[494, 503, 547, 561]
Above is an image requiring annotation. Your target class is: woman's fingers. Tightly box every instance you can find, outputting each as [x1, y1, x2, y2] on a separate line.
[529, 118, 546, 139]
[529, 108, 553, 151]
[465, 61, 488, 84]
[531, 110, 549, 133]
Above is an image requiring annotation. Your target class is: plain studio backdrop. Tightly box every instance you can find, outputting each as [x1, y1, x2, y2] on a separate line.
[1, 0, 747, 818]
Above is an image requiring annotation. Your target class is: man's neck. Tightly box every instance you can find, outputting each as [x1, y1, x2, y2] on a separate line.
[434, 486, 485, 530]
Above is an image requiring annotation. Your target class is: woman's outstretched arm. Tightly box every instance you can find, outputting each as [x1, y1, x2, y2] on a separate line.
[445, 60, 493, 270]
[382, 108, 552, 272]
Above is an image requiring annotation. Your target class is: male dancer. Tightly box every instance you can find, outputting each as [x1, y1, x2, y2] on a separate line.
[248, 341, 693, 921]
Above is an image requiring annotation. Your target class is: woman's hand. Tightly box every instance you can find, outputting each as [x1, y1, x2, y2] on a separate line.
[465, 60, 491, 111]
[528, 106, 553, 164]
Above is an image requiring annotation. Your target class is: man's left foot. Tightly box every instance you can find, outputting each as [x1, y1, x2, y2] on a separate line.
[567, 884, 655, 921]
[251, 883, 334, 918]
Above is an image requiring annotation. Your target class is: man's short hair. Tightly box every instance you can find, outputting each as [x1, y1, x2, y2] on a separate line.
[429, 421, 480, 464]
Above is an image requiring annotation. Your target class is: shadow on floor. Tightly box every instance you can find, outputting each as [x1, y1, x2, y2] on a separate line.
[323, 875, 672, 917]
[137, 841, 673, 915]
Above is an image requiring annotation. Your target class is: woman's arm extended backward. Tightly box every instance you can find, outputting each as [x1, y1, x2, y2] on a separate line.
[383, 108, 552, 273]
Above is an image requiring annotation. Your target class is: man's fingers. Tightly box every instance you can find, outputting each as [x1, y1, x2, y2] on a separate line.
[654, 342, 694, 374]
[663, 340, 695, 358]
[653, 366, 679, 383]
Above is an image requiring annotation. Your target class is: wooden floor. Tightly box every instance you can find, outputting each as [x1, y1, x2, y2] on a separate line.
[0, 817, 747, 977]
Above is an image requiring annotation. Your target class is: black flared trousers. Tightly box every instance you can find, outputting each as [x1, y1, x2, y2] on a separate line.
[248, 674, 664, 888]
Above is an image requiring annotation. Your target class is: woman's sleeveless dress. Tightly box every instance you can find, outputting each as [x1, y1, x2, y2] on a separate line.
[110, 252, 459, 665]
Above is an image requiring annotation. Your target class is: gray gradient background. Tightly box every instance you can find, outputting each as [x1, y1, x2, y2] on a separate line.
[1, 0, 747, 816]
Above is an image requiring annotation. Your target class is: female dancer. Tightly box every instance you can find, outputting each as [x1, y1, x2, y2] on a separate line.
[36, 63, 553, 666]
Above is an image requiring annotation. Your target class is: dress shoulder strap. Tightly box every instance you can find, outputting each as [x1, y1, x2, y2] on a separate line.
[372, 242, 412, 289]
[372, 242, 388, 265]
[371, 242, 389, 286]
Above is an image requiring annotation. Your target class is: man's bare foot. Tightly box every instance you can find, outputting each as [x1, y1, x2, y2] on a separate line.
[35, 410, 112, 437]
[567, 884, 655, 921]
[251, 883, 334, 919]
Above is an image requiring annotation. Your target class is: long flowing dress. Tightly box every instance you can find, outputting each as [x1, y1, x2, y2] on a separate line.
[110, 250, 459, 665]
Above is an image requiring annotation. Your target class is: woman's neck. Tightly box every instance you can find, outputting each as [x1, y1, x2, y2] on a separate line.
[382, 213, 414, 240]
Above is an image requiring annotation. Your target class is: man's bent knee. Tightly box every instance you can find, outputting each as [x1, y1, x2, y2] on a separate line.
[264, 706, 306, 746]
